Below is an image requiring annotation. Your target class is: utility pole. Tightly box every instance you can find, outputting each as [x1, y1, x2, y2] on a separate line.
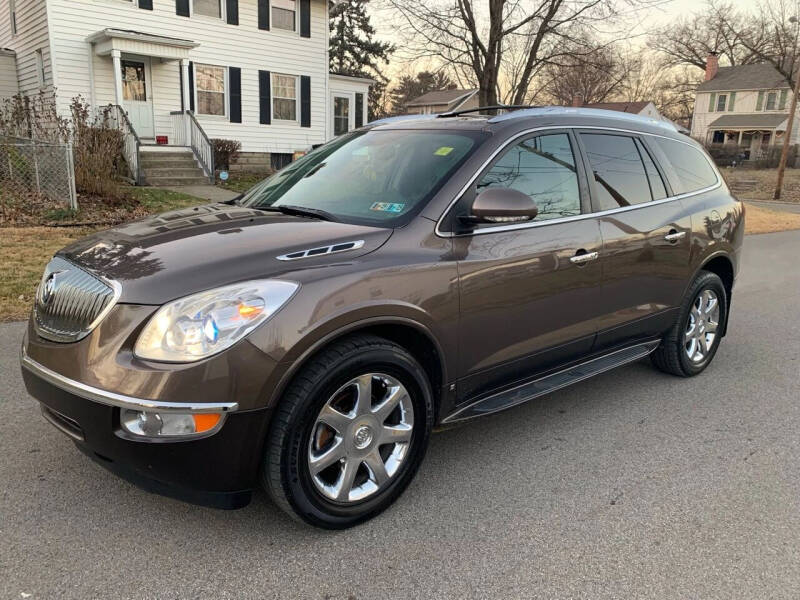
[775, 15, 800, 200]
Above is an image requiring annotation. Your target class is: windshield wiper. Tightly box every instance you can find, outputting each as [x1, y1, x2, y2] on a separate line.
[254, 204, 340, 222]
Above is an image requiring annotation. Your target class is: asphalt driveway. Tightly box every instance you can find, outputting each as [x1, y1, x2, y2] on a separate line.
[1, 231, 799, 599]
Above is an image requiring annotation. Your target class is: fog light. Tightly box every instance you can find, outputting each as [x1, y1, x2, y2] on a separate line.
[120, 409, 222, 438]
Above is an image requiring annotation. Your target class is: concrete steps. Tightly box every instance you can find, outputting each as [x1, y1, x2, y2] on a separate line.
[140, 148, 209, 186]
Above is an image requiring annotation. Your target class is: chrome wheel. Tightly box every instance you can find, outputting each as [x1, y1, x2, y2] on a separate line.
[307, 373, 414, 504]
[684, 289, 720, 363]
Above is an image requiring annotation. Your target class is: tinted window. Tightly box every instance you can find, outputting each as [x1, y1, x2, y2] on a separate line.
[581, 133, 654, 210]
[478, 133, 581, 221]
[636, 139, 668, 200]
[654, 138, 718, 193]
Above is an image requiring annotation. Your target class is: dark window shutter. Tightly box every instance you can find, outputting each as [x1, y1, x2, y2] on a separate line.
[258, 0, 270, 30]
[229, 67, 242, 123]
[708, 92, 716, 112]
[355, 93, 364, 127]
[188, 61, 195, 111]
[300, 75, 311, 127]
[728, 91, 736, 111]
[779, 89, 788, 110]
[259, 70, 272, 124]
[756, 91, 765, 111]
[139, 0, 153, 10]
[300, 0, 310, 37]
[176, 0, 190, 17]
[226, 0, 239, 25]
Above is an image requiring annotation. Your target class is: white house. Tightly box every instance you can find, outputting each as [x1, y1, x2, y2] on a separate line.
[0, 0, 370, 179]
[691, 53, 798, 157]
[405, 88, 479, 115]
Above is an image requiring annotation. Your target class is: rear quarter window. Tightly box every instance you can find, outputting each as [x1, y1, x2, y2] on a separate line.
[653, 138, 719, 194]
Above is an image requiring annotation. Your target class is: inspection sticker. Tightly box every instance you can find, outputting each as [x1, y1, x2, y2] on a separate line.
[434, 146, 454, 156]
[370, 202, 405, 213]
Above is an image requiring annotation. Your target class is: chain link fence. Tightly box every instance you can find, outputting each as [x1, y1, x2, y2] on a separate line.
[0, 137, 77, 217]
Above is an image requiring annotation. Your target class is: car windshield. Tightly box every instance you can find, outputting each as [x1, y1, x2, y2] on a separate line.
[238, 129, 483, 227]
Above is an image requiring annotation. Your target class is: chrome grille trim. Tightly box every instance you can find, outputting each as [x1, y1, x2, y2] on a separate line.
[277, 239, 365, 261]
[33, 256, 121, 343]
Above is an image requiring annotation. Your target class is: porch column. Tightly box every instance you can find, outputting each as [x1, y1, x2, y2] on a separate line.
[737, 131, 743, 146]
[181, 59, 190, 112]
[111, 50, 124, 107]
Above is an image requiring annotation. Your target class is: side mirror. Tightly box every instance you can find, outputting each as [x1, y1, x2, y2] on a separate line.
[460, 187, 538, 225]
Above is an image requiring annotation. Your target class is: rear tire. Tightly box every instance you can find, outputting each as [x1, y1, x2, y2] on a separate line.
[262, 334, 434, 529]
[651, 270, 728, 377]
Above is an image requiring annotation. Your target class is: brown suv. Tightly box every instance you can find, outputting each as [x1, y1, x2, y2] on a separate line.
[21, 107, 744, 528]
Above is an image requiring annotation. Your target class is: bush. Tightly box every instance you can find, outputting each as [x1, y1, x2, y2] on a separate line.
[70, 98, 126, 200]
[212, 138, 241, 170]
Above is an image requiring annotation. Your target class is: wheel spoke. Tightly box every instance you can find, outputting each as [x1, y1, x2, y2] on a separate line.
[705, 319, 718, 334]
[364, 450, 389, 486]
[373, 384, 406, 422]
[698, 334, 709, 355]
[309, 437, 345, 475]
[317, 404, 353, 434]
[334, 457, 361, 502]
[380, 423, 413, 445]
[354, 374, 374, 416]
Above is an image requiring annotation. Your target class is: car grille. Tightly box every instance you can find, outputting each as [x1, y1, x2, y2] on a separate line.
[33, 256, 119, 343]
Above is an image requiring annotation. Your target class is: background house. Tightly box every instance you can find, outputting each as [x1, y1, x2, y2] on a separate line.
[0, 0, 370, 179]
[571, 95, 688, 132]
[404, 88, 478, 115]
[691, 54, 796, 158]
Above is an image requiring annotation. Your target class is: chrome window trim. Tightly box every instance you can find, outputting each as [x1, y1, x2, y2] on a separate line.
[434, 124, 722, 238]
[21, 348, 239, 414]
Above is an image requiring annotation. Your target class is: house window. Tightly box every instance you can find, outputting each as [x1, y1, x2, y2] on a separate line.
[121, 60, 147, 101]
[716, 94, 727, 112]
[272, 0, 296, 31]
[272, 73, 298, 121]
[9, 0, 17, 35]
[765, 91, 777, 111]
[193, 0, 221, 18]
[334, 96, 350, 136]
[35, 50, 45, 88]
[195, 64, 226, 116]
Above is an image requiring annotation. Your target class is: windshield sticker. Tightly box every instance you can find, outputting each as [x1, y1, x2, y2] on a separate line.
[370, 202, 405, 213]
[434, 146, 454, 156]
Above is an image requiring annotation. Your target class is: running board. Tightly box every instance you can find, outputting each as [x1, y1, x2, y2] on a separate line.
[443, 340, 661, 424]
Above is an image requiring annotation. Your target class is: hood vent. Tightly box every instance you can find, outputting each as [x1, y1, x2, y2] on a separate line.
[277, 240, 365, 261]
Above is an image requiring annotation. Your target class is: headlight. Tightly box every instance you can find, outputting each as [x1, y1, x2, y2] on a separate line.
[134, 280, 298, 362]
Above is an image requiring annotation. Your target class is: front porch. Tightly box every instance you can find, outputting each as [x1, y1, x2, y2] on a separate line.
[706, 113, 789, 161]
[86, 28, 214, 185]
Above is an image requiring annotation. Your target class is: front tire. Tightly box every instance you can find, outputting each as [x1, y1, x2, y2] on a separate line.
[263, 334, 434, 529]
[651, 270, 728, 377]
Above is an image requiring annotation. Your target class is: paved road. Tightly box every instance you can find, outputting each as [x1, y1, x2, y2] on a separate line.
[1, 231, 799, 599]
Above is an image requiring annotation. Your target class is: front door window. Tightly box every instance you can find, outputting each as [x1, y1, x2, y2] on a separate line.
[334, 96, 350, 136]
[121, 60, 146, 102]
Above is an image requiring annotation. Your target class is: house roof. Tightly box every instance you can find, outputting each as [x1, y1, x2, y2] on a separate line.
[406, 89, 477, 107]
[329, 73, 375, 85]
[582, 101, 651, 114]
[708, 113, 788, 129]
[86, 28, 199, 49]
[698, 63, 789, 92]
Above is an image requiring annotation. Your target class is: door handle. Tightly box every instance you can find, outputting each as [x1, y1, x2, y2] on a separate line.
[570, 251, 599, 265]
[664, 230, 687, 243]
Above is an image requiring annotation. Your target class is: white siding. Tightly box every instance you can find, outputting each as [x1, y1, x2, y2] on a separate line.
[0, 50, 18, 99]
[328, 74, 369, 137]
[0, 0, 54, 96]
[47, 0, 329, 152]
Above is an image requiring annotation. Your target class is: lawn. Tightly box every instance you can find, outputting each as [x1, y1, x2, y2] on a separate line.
[217, 172, 268, 194]
[2, 201, 799, 322]
[722, 168, 800, 203]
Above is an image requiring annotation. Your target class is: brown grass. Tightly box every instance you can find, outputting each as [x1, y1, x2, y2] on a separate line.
[722, 168, 800, 203]
[745, 204, 800, 235]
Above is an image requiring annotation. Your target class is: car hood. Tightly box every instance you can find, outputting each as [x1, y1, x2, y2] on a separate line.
[58, 203, 392, 304]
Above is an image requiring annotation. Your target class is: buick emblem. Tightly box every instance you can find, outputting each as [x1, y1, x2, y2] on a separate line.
[41, 273, 57, 305]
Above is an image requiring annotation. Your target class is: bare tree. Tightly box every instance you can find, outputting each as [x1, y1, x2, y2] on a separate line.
[386, 0, 651, 109]
[542, 39, 628, 105]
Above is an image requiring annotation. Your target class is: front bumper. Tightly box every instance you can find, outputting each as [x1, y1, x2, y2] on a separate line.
[21, 351, 272, 510]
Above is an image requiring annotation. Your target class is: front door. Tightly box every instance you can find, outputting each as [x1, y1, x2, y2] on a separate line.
[331, 93, 353, 137]
[121, 57, 155, 139]
[453, 131, 604, 401]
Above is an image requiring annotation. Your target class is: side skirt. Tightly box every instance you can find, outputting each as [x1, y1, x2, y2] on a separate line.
[442, 339, 661, 424]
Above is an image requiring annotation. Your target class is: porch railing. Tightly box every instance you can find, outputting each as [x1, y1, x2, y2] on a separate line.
[170, 110, 215, 183]
[108, 105, 142, 185]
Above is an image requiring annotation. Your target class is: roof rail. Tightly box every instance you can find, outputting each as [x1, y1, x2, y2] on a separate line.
[488, 106, 679, 132]
[438, 104, 537, 118]
[367, 114, 439, 126]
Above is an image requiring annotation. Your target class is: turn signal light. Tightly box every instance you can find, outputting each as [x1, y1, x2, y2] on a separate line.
[120, 409, 223, 439]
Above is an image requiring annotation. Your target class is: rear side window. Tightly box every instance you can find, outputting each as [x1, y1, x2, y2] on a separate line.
[653, 138, 718, 193]
[580, 133, 653, 210]
[478, 133, 581, 221]
[636, 139, 667, 200]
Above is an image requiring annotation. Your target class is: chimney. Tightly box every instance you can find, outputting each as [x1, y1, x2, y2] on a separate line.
[705, 52, 719, 81]
[571, 93, 584, 107]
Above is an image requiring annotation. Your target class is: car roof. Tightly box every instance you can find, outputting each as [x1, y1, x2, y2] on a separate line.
[368, 106, 690, 144]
